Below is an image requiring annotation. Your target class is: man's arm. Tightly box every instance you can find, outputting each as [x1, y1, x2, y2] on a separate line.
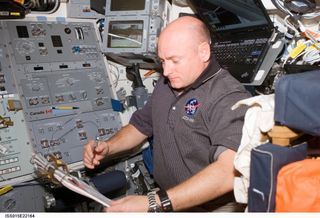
[105, 148, 236, 212]
[166, 148, 236, 211]
[107, 124, 148, 155]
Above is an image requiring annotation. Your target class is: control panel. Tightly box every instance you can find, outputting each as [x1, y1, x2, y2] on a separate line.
[0, 20, 122, 186]
[0, 25, 16, 95]
[0, 95, 34, 184]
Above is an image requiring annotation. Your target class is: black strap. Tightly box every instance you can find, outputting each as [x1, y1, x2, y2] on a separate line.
[157, 189, 173, 212]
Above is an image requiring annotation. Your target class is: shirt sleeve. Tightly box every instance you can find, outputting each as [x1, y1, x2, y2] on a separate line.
[213, 146, 228, 161]
[207, 91, 249, 158]
[129, 96, 153, 137]
[129, 78, 166, 137]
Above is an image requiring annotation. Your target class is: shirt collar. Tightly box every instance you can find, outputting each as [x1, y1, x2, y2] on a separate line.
[190, 54, 222, 90]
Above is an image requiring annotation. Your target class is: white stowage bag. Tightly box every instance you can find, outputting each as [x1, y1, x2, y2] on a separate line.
[231, 94, 275, 204]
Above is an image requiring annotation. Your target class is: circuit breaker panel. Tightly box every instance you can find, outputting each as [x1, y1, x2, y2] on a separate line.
[0, 20, 122, 185]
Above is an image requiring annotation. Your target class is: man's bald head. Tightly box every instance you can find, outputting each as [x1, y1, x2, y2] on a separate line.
[157, 16, 212, 90]
[159, 16, 211, 48]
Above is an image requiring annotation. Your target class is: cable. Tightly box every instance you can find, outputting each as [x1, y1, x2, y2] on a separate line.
[28, 0, 60, 14]
[108, 62, 121, 88]
[51, 119, 100, 143]
[303, 47, 320, 64]
[283, 15, 300, 36]
[96, 19, 105, 41]
[271, 0, 320, 20]
[301, 10, 320, 19]
[271, 0, 295, 17]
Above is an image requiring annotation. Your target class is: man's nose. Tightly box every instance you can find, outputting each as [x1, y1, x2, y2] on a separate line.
[162, 63, 172, 77]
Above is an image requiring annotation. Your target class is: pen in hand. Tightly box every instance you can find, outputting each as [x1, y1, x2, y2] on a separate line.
[92, 136, 100, 164]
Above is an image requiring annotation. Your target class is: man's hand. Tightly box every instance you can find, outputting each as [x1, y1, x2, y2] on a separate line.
[83, 139, 109, 169]
[83, 124, 148, 169]
[104, 195, 149, 212]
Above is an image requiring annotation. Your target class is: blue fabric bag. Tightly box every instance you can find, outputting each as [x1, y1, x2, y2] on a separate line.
[248, 142, 307, 212]
[274, 71, 320, 136]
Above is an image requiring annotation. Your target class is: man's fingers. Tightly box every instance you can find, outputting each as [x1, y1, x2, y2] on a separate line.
[92, 158, 100, 166]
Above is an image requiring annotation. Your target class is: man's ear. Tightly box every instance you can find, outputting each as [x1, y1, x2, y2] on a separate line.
[198, 41, 211, 62]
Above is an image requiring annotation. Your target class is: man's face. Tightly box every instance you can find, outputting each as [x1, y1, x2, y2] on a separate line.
[158, 34, 204, 90]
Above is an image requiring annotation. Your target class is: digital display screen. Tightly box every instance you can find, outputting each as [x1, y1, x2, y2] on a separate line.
[107, 21, 144, 48]
[110, 0, 145, 11]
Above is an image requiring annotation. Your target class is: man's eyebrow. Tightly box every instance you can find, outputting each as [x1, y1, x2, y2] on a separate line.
[159, 55, 181, 61]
